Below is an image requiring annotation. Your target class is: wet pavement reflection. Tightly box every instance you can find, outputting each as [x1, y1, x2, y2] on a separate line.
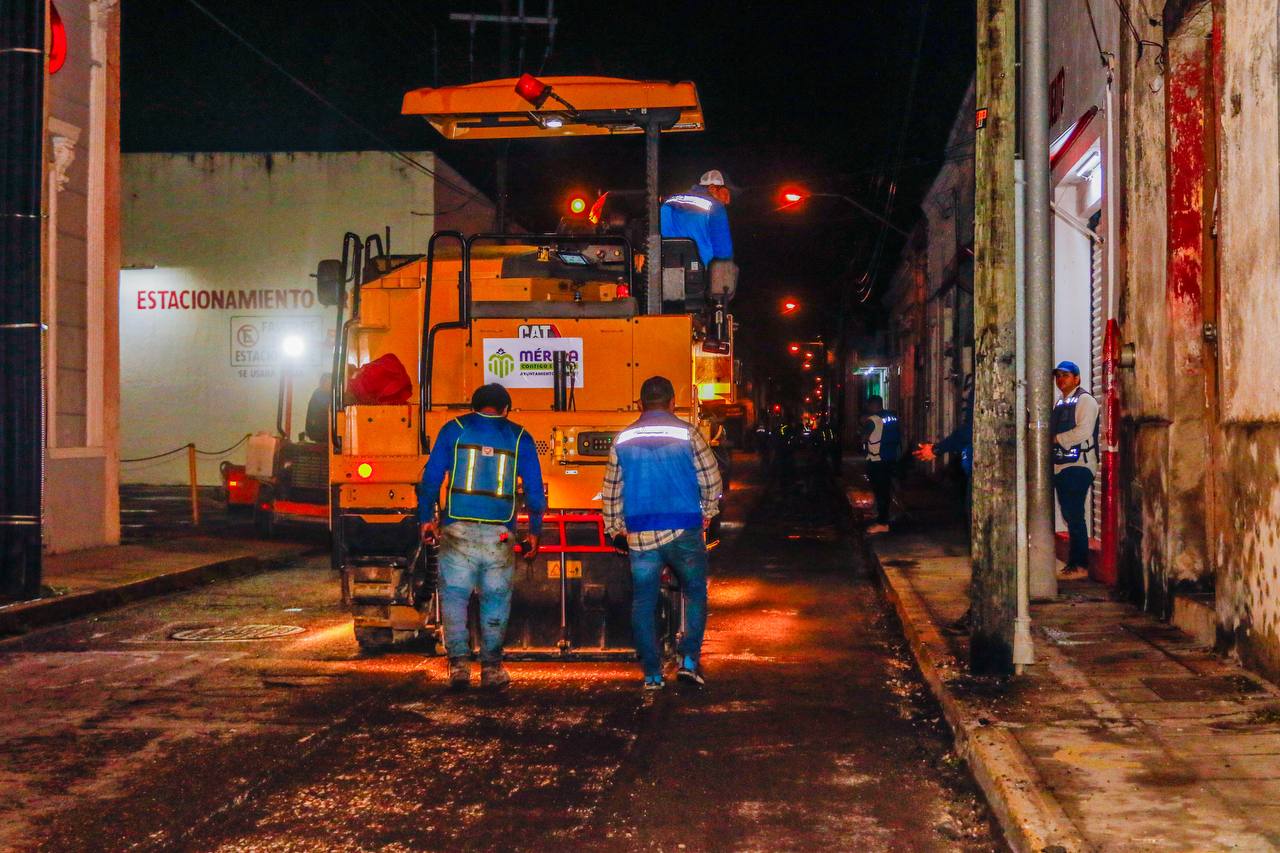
[0, 459, 1000, 852]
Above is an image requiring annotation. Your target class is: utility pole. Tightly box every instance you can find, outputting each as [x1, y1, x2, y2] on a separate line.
[0, 1, 46, 600]
[1021, 0, 1058, 604]
[450, 2, 557, 233]
[970, 0, 1020, 675]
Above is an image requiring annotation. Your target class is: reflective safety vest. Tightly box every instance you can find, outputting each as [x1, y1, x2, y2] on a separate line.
[446, 415, 526, 524]
[865, 412, 901, 462]
[613, 411, 703, 533]
[1051, 388, 1098, 466]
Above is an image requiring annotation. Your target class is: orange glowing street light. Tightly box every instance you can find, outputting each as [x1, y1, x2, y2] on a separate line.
[776, 186, 910, 236]
[778, 185, 808, 209]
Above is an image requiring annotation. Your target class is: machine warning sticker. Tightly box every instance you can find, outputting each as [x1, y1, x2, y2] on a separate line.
[547, 560, 583, 579]
[482, 337, 585, 388]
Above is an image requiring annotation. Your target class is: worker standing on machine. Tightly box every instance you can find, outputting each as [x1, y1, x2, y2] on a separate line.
[418, 383, 545, 691]
[660, 169, 734, 264]
[603, 376, 723, 690]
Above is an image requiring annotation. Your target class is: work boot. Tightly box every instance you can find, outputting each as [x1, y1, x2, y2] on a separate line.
[676, 656, 706, 687]
[447, 658, 470, 690]
[480, 662, 511, 691]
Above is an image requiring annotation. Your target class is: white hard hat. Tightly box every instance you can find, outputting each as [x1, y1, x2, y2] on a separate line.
[698, 169, 727, 187]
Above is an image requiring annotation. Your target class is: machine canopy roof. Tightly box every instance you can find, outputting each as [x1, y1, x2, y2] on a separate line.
[402, 76, 704, 140]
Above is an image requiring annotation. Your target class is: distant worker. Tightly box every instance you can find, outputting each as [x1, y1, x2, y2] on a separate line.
[917, 387, 976, 635]
[304, 373, 332, 443]
[915, 381, 974, 524]
[862, 395, 901, 535]
[603, 376, 723, 690]
[660, 169, 734, 265]
[1051, 361, 1099, 580]
[417, 383, 545, 690]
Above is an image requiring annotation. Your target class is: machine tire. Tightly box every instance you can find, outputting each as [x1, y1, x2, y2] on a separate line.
[355, 626, 393, 653]
[417, 632, 442, 657]
[253, 486, 275, 538]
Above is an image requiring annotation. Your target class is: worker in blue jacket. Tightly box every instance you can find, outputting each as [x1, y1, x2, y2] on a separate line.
[418, 383, 545, 691]
[603, 376, 723, 690]
[660, 169, 735, 265]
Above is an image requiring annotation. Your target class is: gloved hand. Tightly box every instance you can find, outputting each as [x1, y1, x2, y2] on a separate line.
[420, 521, 439, 545]
[610, 533, 629, 555]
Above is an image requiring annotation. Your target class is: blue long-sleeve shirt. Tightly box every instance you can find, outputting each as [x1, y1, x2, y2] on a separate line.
[660, 185, 733, 265]
[935, 422, 972, 476]
[417, 414, 546, 534]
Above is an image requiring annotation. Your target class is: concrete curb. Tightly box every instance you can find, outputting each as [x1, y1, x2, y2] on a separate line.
[860, 531, 1090, 852]
[0, 548, 312, 637]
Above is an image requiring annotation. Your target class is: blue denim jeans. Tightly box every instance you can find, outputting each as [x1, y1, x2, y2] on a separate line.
[437, 521, 515, 663]
[629, 529, 709, 678]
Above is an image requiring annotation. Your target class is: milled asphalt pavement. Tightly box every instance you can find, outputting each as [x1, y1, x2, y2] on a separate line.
[0, 461, 1002, 852]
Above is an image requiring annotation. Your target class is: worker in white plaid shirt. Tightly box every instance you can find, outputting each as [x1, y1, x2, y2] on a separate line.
[603, 376, 722, 689]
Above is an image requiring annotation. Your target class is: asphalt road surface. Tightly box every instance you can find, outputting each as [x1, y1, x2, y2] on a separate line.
[1, 462, 1000, 852]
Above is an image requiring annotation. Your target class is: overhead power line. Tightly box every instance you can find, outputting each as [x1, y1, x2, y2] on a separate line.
[183, 0, 485, 211]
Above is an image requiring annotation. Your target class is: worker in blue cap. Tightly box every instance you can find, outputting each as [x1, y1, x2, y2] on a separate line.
[1051, 361, 1099, 580]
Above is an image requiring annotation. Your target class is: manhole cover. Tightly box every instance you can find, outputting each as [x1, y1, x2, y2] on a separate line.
[170, 624, 306, 642]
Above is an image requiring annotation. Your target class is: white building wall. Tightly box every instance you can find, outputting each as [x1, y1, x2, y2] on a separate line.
[43, 0, 121, 553]
[120, 151, 456, 484]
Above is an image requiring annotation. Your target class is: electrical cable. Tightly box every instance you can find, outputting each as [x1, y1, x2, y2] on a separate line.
[858, 0, 932, 304]
[182, 0, 485, 209]
[1083, 0, 1110, 68]
[1110, 0, 1164, 64]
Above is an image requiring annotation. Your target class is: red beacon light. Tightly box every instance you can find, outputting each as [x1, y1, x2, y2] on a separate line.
[788, 343, 801, 354]
[515, 73, 553, 108]
[568, 195, 588, 215]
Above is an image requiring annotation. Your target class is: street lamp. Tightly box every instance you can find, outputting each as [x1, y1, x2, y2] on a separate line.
[776, 186, 910, 237]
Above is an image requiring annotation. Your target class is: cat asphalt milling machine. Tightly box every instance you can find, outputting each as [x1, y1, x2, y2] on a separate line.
[316, 75, 739, 655]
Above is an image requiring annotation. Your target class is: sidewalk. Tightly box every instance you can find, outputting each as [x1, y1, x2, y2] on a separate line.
[0, 536, 318, 636]
[853, 467, 1280, 852]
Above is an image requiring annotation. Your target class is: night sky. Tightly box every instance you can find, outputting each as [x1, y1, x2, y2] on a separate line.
[121, 0, 975, 382]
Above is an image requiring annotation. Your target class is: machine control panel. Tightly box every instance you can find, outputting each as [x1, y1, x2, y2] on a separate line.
[575, 431, 617, 457]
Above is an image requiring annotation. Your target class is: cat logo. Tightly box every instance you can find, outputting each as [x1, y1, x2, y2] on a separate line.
[518, 323, 561, 338]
